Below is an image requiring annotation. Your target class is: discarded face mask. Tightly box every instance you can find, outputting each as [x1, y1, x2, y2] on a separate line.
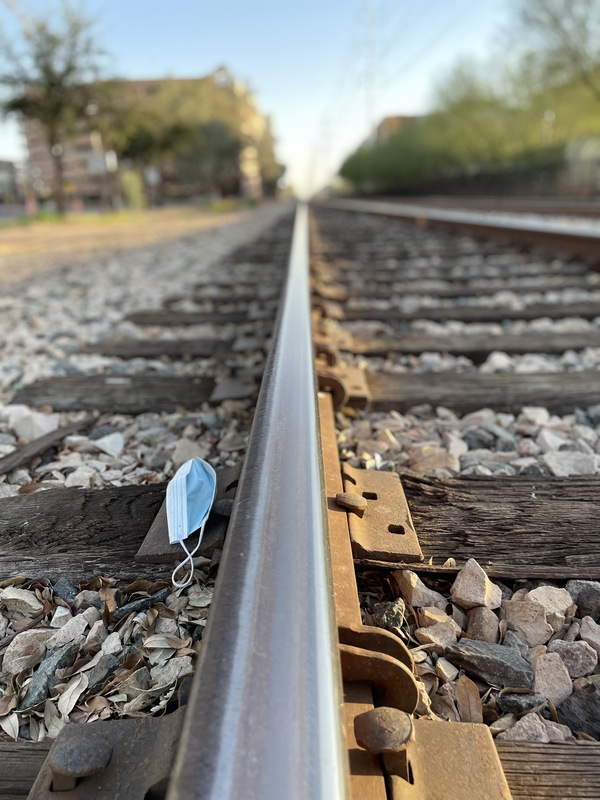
[166, 457, 217, 589]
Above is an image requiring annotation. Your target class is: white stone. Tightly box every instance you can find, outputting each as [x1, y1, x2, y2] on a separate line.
[520, 407, 550, 426]
[46, 613, 89, 649]
[50, 607, 72, 629]
[2, 628, 54, 673]
[12, 411, 60, 442]
[542, 451, 596, 477]
[533, 653, 573, 707]
[171, 438, 210, 468]
[0, 587, 43, 616]
[415, 621, 458, 654]
[580, 616, 600, 657]
[525, 586, 573, 629]
[84, 619, 108, 649]
[391, 570, 447, 608]
[496, 713, 550, 743]
[64, 466, 96, 488]
[536, 428, 569, 453]
[435, 657, 459, 683]
[93, 432, 125, 458]
[484, 351, 512, 371]
[82, 606, 102, 626]
[450, 559, 502, 610]
[543, 719, 574, 742]
[443, 432, 468, 458]
[101, 631, 122, 655]
[418, 606, 452, 628]
[504, 600, 553, 646]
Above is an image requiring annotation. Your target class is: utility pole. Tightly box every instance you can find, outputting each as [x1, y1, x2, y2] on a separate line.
[365, 0, 377, 144]
[320, 113, 331, 192]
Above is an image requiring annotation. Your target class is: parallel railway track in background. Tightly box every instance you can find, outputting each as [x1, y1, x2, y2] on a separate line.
[2, 197, 600, 798]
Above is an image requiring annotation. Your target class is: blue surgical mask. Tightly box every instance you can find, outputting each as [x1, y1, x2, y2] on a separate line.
[166, 458, 217, 589]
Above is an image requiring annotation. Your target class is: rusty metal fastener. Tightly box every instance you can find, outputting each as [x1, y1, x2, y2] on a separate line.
[354, 707, 413, 782]
[355, 707, 413, 754]
[48, 726, 112, 791]
[335, 491, 368, 516]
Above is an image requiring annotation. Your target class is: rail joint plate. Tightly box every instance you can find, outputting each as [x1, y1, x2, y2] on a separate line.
[341, 463, 423, 562]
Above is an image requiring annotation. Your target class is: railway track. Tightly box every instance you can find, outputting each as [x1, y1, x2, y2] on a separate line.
[2, 197, 600, 798]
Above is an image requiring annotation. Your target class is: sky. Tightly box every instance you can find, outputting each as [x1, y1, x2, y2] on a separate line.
[0, 0, 510, 196]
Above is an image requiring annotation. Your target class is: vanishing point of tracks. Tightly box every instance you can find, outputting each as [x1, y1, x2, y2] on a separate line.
[3, 198, 600, 798]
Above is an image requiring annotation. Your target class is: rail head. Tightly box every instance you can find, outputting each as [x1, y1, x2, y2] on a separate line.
[167, 203, 349, 800]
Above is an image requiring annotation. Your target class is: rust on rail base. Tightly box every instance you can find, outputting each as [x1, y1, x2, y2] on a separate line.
[318, 391, 387, 800]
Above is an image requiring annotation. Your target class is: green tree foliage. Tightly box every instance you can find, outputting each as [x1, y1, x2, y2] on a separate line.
[340, 1, 600, 193]
[175, 120, 241, 195]
[100, 73, 283, 199]
[515, 0, 600, 102]
[0, 2, 106, 213]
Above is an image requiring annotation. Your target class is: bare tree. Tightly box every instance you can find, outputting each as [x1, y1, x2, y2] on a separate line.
[0, 1, 107, 213]
[516, 0, 600, 103]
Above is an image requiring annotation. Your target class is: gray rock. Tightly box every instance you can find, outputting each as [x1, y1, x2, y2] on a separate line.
[519, 462, 547, 476]
[587, 403, 600, 425]
[558, 682, 600, 739]
[534, 653, 573, 706]
[371, 598, 405, 631]
[565, 579, 600, 605]
[576, 587, 600, 621]
[503, 630, 529, 657]
[87, 653, 120, 690]
[53, 577, 78, 603]
[466, 606, 499, 643]
[89, 424, 122, 440]
[18, 642, 79, 709]
[446, 639, 533, 688]
[482, 422, 516, 450]
[464, 429, 495, 450]
[497, 692, 547, 715]
[111, 587, 170, 621]
[548, 639, 598, 678]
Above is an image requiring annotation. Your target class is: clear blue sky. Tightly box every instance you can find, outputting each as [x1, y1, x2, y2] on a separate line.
[0, 0, 510, 195]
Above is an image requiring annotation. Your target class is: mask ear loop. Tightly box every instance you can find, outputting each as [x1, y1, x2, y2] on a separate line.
[172, 519, 208, 589]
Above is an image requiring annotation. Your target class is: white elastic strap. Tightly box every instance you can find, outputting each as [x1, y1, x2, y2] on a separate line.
[171, 521, 207, 589]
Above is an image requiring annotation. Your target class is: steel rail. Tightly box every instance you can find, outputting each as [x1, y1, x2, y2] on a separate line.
[317, 198, 600, 260]
[167, 203, 349, 800]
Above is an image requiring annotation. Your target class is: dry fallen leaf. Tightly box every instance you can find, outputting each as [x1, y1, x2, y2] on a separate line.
[0, 712, 19, 740]
[455, 675, 483, 724]
[58, 672, 89, 718]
